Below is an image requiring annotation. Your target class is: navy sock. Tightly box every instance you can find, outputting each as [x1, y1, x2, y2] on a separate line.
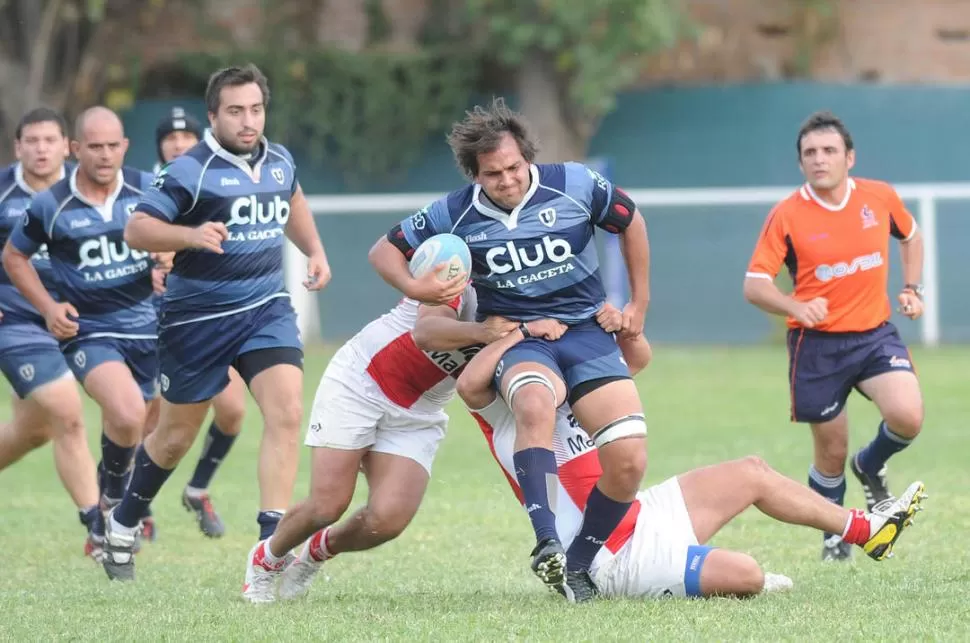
[114, 446, 175, 528]
[100, 433, 134, 500]
[512, 448, 559, 543]
[258, 511, 284, 541]
[856, 421, 913, 476]
[808, 465, 846, 540]
[78, 505, 99, 534]
[566, 485, 632, 572]
[187, 422, 237, 490]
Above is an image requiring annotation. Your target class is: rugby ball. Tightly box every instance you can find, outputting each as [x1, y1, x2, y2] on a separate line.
[408, 233, 471, 282]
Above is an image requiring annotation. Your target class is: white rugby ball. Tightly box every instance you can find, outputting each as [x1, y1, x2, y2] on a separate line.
[409, 233, 471, 282]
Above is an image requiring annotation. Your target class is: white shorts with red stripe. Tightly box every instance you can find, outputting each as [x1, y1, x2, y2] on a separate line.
[591, 476, 703, 598]
[305, 344, 448, 475]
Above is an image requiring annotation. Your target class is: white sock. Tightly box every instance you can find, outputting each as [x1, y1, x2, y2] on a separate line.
[262, 537, 284, 565]
[110, 514, 138, 536]
[184, 485, 207, 499]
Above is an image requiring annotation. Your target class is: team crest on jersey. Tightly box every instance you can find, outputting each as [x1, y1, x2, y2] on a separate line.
[538, 207, 557, 227]
[860, 205, 877, 229]
[125, 203, 136, 216]
[271, 168, 285, 184]
[18, 364, 34, 382]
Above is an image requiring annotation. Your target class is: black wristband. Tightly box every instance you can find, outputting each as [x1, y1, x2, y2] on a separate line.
[519, 322, 532, 338]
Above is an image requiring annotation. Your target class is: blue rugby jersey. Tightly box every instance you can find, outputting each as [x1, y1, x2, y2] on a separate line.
[398, 163, 617, 323]
[8, 166, 157, 338]
[0, 162, 70, 326]
[135, 130, 298, 326]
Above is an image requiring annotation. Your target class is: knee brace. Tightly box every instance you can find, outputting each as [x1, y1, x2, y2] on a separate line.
[503, 370, 558, 409]
[591, 413, 647, 448]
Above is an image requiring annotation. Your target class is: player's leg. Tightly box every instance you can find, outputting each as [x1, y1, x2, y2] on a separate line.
[182, 367, 246, 538]
[851, 325, 923, 509]
[0, 346, 62, 468]
[0, 396, 50, 469]
[495, 342, 568, 589]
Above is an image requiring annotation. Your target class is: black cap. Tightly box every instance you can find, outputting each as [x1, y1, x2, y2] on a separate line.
[155, 107, 203, 162]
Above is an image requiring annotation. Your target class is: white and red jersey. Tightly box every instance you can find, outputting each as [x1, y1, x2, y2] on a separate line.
[470, 397, 641, 571]
[326, 286, 478, 415]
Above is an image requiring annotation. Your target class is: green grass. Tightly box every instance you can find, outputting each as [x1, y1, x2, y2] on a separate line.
[1, 344, 969, 641]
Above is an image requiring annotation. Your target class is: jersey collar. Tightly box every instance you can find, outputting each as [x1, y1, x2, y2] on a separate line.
[471, 164, 540, 230]
[14, 162, 67, 196]
[69, 166, 125, 223]
[800, 177, 856, 212]
[203, 129, 269, 183]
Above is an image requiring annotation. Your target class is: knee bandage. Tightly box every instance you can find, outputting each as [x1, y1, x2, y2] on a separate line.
[504, 370, 558, 408]
[592, 413, 647, 448]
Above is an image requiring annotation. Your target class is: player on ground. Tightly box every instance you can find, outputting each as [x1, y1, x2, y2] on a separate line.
[242, 286, 522, 602]
[149, 106, 246, 538]
[459, 308, 927, 600]
[103, 64, 330, 582]
[0, 108, 101, 554]
[368, 98, 651, 601]
[743, 111, 925, 561]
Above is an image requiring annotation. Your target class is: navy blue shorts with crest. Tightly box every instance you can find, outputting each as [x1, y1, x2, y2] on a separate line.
[158, 295, 303, 404]
[0, 330, 71, 399]
[492, 318, 630, 400]
[787, 322, 915, 424]
[62, 336, 159, 401]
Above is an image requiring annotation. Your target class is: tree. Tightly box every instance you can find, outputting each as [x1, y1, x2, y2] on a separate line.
[460, 0, 690, 162]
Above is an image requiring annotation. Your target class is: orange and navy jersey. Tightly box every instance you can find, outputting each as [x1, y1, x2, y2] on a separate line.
[745, 177, 917, 333]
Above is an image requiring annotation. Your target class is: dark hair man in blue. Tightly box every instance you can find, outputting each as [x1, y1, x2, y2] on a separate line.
[369, 98, 652, 602]
[105, 64, 331, 588]
[3, 106, 158, 552]
[0, 108, 101, 556]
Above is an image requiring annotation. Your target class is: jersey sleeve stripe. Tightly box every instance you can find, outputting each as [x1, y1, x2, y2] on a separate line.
[745, 271, 773, 280]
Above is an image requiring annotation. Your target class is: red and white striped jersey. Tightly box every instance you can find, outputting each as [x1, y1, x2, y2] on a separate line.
[471, 397, 641, 567]
[329, 286, 479, 415]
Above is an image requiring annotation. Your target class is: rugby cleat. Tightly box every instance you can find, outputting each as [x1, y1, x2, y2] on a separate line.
[242, 540, 288, 604]
[850, 455, 894, 512]
[862, 480, 926, 561]
[102, 512, 137, 581]
[530, 538, 566, 591]
[182, 490, 225, 538]
[822, 534, 853, 561]
[557, 569, 598, 603]
[279, 553, 324, 600]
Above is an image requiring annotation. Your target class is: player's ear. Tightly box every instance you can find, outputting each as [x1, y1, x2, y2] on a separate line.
[121, 137, 130, 155]
[846, 148, 856, 171]
[13, 139, 22, 161]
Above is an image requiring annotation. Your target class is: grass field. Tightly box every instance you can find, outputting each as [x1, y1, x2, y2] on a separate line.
[1, 344, 969, 641]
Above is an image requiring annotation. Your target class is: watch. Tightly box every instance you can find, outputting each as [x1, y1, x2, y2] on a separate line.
[903, 283, 924, 300]
[519, 322, 532, 338]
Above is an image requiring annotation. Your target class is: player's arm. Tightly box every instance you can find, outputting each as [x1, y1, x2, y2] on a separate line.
[284, 184, 331, 290]
[369, 203, 465, 305]
[887, 189, 924, 317]
[618, 333, 652, 376]
[743, 207, 801, 316]
[124, 164, 227, 253]
[412, 303, 517, 351]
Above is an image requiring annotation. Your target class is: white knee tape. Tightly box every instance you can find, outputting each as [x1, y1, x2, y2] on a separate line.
[592, 414, 647, 448]
[504, 371, 557, 408]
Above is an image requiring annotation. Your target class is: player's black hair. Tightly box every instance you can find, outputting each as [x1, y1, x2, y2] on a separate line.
[16, 107, 68, 140]
[447, 97, 538, 180]
[205, 63, 271, 114]
[796, 111, 854, 157]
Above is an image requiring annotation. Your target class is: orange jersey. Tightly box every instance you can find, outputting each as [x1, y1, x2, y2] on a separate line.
[746, 177, 917, 333]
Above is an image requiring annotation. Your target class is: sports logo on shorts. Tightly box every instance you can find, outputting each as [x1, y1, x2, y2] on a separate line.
[160, 373, 170, 392]
[860, 205, 877, 229]
[538, 207, 557, 227]
[495, 359, 504, 378]
[271, 168, 285, 184]
[73, 351, 86, 368]
[18, 364, 34, 382]
[889, 355, 911, 369]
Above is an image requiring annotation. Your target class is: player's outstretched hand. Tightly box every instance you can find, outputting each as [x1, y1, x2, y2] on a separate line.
[619, 302, 646, 338]
[791, 296, 828, 328]
[596, 303, 623, 333]
[410, 265, 467, 305]
[482, 316, 518, 343]
[45, 302, 79, 340]
[897, 290, 923, 320]
[190, 222, 229, 254]
[304, 252, 332, 291]
[526, 319, 568, 341]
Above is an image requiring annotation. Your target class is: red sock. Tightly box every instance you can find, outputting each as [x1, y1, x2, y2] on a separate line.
[307, 527, 335, 562]
[841, 509, 871, 545]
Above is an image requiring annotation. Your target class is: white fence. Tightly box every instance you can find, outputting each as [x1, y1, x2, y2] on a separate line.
[286, 183, 970, 346]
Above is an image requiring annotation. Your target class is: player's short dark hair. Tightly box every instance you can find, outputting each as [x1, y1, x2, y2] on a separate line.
[205, 64, 271, 114]
[796, 111, 854, 156]
[447, 97, 538, 179]
[16, 107, 68, 140]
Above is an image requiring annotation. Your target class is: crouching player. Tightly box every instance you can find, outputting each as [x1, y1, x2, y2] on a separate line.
[456, 307, 927, 600]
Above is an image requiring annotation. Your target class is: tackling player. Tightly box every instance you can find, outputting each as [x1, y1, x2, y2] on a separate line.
[368, 98, 651, 601]
[743, 111, 925, 561]
[103, 64, 330, 582]
[459, 307, 926, 600]
[149, 106, 246, 538]
[4, 107, 157, 552]
[0, 108, 101, 554]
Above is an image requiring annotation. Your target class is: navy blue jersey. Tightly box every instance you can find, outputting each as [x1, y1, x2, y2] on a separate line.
[9, 166, 158, 338]
[398, 163, 617, 323]
[135, 130, 298, 326]
[0, 162, 71, 326]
